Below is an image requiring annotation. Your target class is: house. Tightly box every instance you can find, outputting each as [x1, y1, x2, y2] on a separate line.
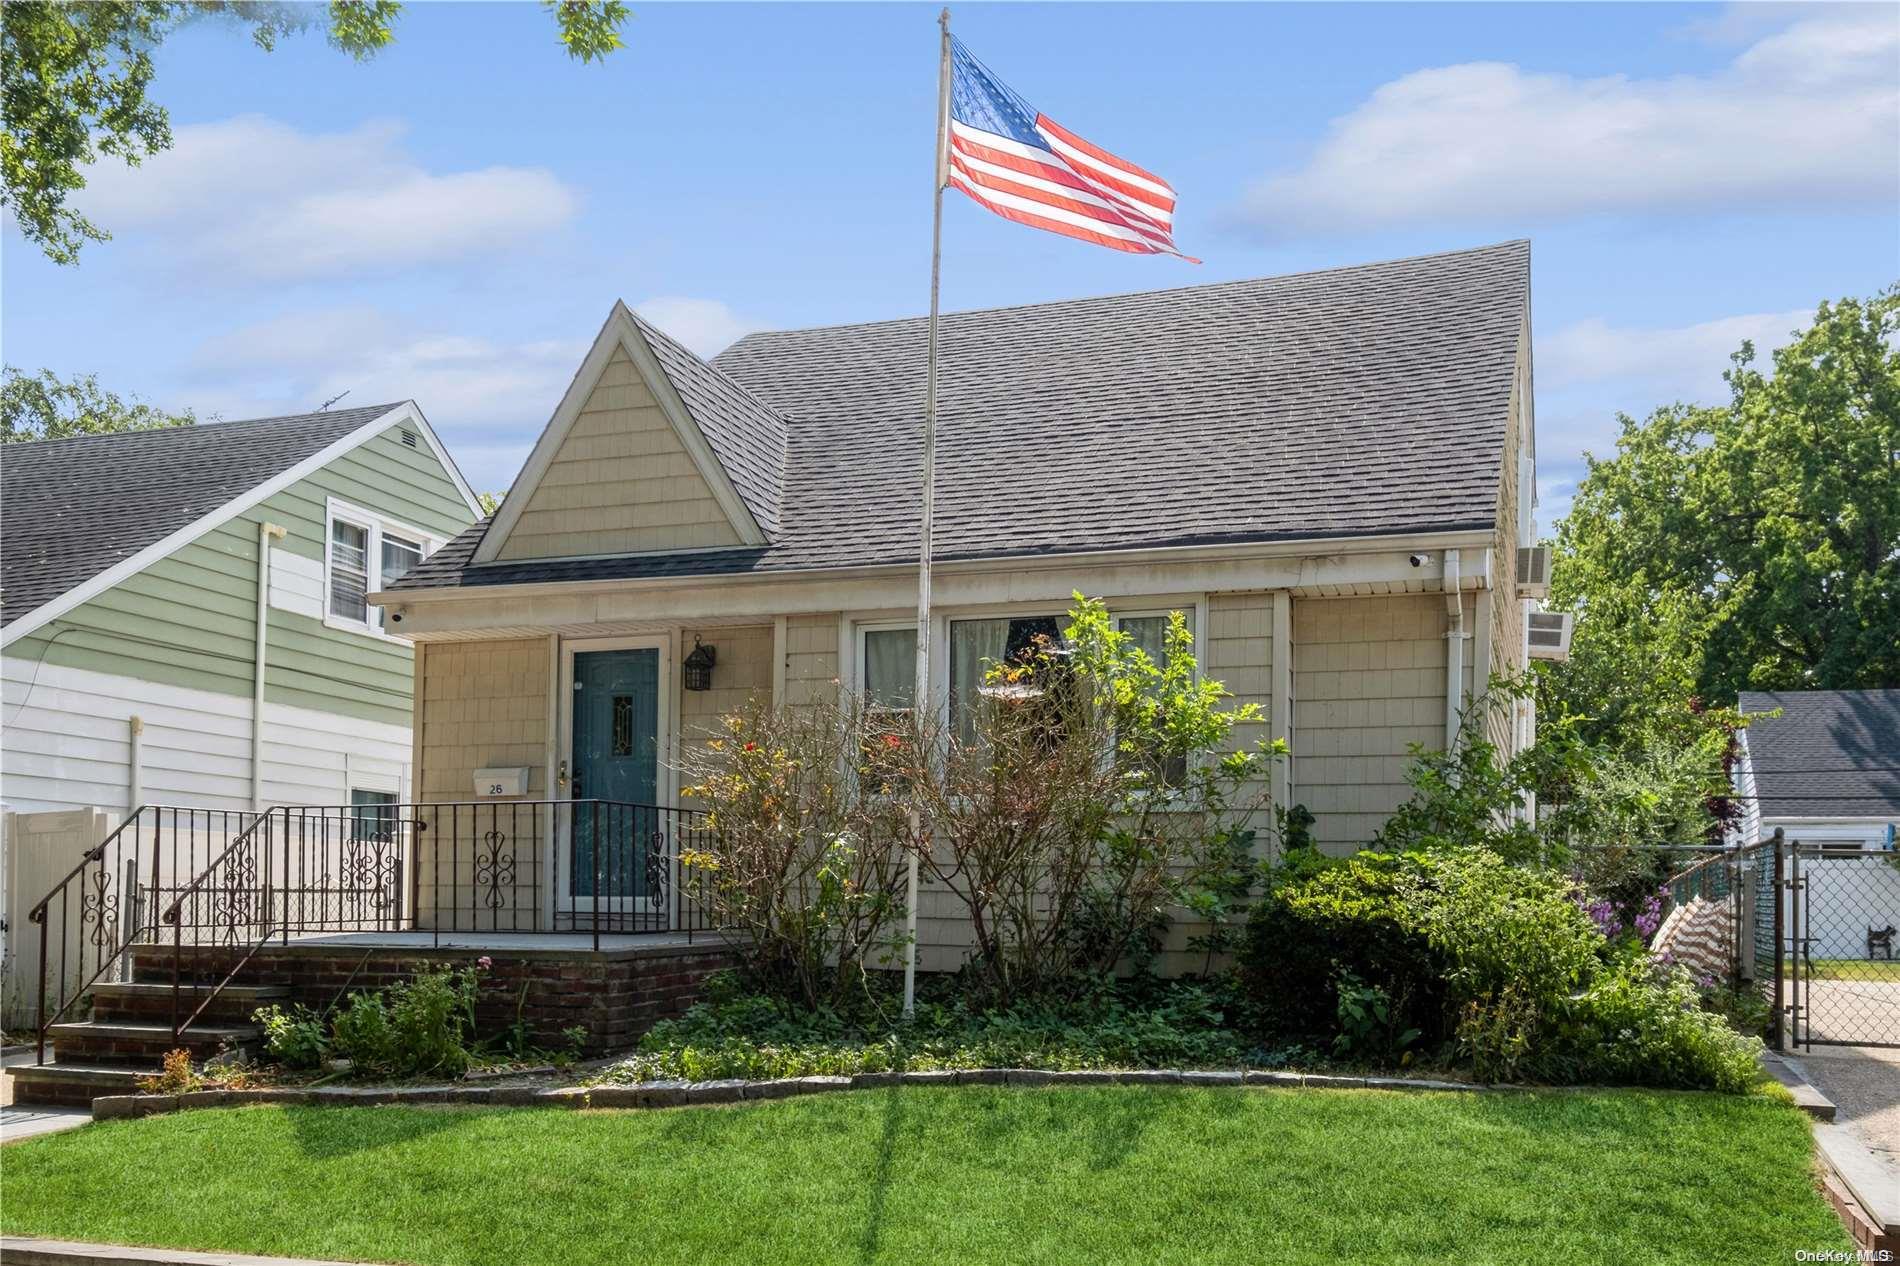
[6, 242, 1556, 1106]
[367, 240, 1548, 972]
[1733, 689, 1900, 855]
[1731, 689, 1899, 968]
[0, 403, 480, 1034]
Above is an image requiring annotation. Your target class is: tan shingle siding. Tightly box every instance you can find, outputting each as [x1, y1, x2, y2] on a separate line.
[496, 348, 742, 560]
[1292, 593, 1468, 853]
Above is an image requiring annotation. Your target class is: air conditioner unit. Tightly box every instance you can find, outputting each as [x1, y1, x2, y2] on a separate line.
[1516, 546, 1552, 598]
[1526, 610, 1573, 661]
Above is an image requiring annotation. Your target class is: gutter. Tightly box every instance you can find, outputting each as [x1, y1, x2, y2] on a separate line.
[372, 527, 1501, 611]
[253, 522, 286, 811]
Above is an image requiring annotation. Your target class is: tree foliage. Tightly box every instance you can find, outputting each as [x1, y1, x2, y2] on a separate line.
[1543, 288, 1900, 745]
[1, 364, 198, 443]
[1, 0, 630, 264]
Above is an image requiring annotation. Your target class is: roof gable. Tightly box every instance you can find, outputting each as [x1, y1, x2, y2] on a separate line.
[475, 304, 777, 564]
[2, 402, 477, 641]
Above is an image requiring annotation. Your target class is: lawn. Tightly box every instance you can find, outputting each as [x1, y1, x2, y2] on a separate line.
[1806, 958, 1900, 982]
[2, 1087, 1847, 1266]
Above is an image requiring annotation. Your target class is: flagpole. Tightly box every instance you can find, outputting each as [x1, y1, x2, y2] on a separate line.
[903, 7, 952, 1020]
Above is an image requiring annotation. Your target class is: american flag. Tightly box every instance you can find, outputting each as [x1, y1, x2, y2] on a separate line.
[946, 38, 1194, 261]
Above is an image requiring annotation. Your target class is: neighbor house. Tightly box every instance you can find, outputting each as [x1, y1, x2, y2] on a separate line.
[374, 240, 1559, 971]
[1, 404, 480, 1023]
[1730, 688, 1899, 965]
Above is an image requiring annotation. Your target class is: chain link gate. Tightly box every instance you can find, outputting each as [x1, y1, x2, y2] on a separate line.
[1782, 839, 1900, 1050]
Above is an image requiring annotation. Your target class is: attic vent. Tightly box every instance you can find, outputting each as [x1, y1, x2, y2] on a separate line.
[1516, 546, 1551, 598]
[400, 429, 419, 449]
[1526, 610, 1573, 662]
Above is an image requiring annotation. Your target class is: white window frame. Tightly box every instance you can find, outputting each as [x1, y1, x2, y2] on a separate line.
[845, 599, 1206, 718]
[323, 496, 443, 641]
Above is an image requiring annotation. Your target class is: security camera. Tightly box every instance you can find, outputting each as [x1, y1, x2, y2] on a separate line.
[1409, 553, 1431, 568]
[388, 610, 404, 624]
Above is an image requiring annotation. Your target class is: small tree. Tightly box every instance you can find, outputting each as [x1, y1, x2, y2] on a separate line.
[677, 698, 913, 1010]
[907, 596, 1282, 1003]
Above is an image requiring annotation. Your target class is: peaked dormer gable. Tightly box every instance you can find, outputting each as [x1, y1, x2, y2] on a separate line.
[475, 303, 784, 564]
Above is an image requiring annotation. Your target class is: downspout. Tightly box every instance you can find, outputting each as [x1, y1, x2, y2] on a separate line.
[253, 522, 287, 811]
[128, 716, 144, 811]
[1443, 548, 1466, 751]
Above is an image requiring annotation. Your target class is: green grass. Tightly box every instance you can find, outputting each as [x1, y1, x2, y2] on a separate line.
[1805, 958, 1900, 982]
[2, 1087, 1847, 1266]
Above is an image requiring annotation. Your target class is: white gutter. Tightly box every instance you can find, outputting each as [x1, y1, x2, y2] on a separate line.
[252, 522, 286, 811]
[1444, 548, 1466, 751]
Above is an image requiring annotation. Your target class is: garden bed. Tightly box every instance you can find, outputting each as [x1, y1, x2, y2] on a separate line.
[1, 1085, 1850, 1265]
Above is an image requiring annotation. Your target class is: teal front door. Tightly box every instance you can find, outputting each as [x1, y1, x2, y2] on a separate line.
[570, 647, 660, 903]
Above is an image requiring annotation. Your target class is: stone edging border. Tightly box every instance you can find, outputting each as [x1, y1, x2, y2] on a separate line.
[93, 1068, 1493, 1119]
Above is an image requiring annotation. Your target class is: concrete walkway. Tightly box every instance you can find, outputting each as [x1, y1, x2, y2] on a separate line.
[0, 1048, 90, 1145]
[1, 1237, 374, 1265]
[1783, 1044, 1900, 1181]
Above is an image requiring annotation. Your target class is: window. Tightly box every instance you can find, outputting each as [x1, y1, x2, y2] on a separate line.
[349, 789, 399, 842]
[949, 614, 1069, 746]
[860, 626, 918, 792]
[329, 520, 370, 622]
[324, 500, 438, 636]
[863, 627, 918, 711]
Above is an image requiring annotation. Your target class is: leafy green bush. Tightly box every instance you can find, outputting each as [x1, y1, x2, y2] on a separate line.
[1243, 851, 1439, 1044]
[255, 1003, 330, 1069]
[1543, 957, 1764, 1094]
[329, 964, 481, 1078]
[1242, 846, 1762, 1092]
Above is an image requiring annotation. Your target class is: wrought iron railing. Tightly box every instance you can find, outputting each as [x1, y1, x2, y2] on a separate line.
[153, 799, 722, 1042]
[26, 806, 259, 1062]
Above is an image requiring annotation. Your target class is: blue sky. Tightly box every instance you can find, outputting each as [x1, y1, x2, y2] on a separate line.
[6, 1, 1897, 528]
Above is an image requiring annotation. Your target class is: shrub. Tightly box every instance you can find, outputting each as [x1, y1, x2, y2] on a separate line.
[1242, 846, 1762, 1092]
[138, 1048, 203, 1094]
[255, 1003, 329, 1069]
[1243, 851, 1439, 1044]
[1543, 956, 1764, 1094]
[908, 596, 1282, 1003]
[676, 696, 914, 1009]
[329, 963, 481, 1078]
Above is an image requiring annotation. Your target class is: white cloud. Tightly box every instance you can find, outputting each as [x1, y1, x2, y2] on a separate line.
[76, 116, 578, 281]
[1232, 8, 1898, 236]
[187, 297, 765, 492]
[633, 297, 764, 358]
[1541, 307, 1812, 397]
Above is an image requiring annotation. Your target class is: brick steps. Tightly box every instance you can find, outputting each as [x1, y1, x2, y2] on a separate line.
[6, 1062, 150, 1108]
[8, 939, 734, 1108]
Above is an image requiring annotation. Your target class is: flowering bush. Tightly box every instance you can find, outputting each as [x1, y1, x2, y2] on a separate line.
[677, 698, 914, 1009]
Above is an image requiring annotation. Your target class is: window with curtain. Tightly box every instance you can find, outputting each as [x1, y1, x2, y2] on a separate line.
[863, 628, 917, 710]
[861, 627, 918, 792]
[948, 614, 1066, 746]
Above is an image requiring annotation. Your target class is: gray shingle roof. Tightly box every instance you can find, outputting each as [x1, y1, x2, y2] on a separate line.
[393, 241, 1528, 593]
[1739, 689, 1900, 820]
[633, 313, 786, 536]
[2, 404, 401, 628]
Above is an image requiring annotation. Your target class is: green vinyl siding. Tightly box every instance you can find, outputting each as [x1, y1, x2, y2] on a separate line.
[9, 421, 474, 729]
